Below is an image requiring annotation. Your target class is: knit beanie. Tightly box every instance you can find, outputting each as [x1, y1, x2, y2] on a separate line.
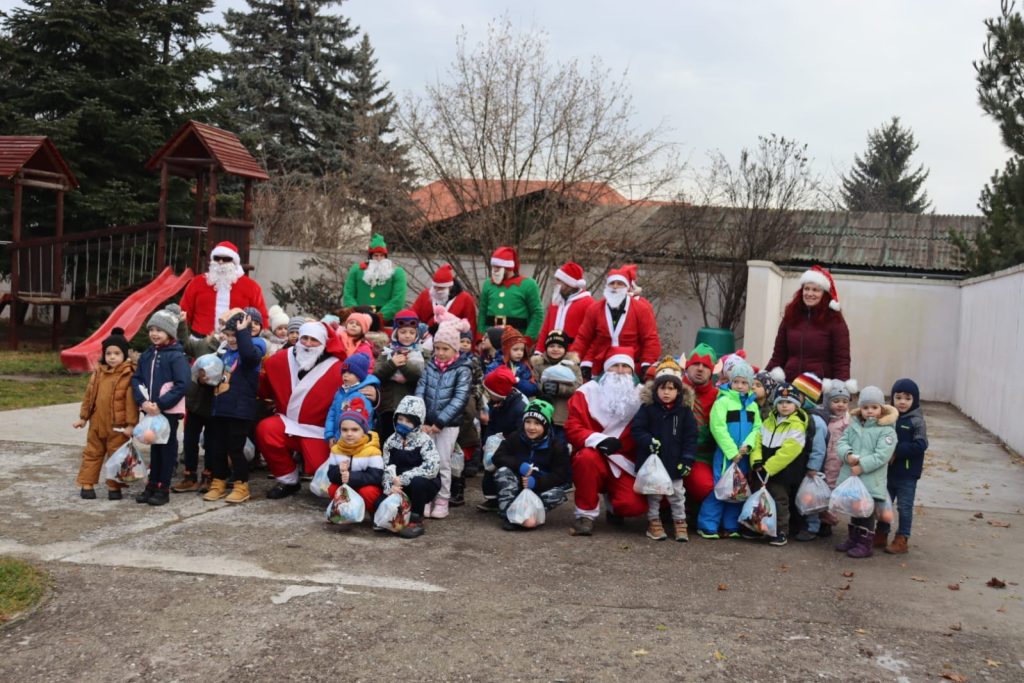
[346, 312, 372, 336]
[434, 317, 468, 350]
[485, 326, 504, 351]
[729, 360, 755, 384]
[339, 403, 371, 434]
[545, 330, 569, 349]
[755, 371, 780, 401]
[773, 382, 802, 408]
[685, 342, 716, 370]
[268, 305, 289, 331]
[859, 385, 885, 408]
[792, 372, 823, 405]
[652, 355, 684, 392]
[101, 327, 131, 362]
[822, 378, 851, 405]
[341, 353, 371, 383]
[243, 307, 263, 327]
[523, 399, 554, 431]
[287, 316, 306, 335]
[484, 366, 516, 399]
[146, 309, 178, 339]
[890, 378, 921, 411]
[501, 325, 529, 359]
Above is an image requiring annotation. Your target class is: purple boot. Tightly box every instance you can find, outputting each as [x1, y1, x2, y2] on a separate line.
[834, 524, 858, 553]
[846, 526, 874, 558]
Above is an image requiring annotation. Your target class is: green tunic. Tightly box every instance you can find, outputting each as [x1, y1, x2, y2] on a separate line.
[343, 262, 407, 322]
[478, 276, 544, 341]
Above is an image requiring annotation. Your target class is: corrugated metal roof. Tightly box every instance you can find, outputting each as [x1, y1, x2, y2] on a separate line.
[145, 121, 269, 181]
[0, 136, 79, 188]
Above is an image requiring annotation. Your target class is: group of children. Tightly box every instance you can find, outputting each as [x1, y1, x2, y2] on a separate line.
[73, 304, 927, 556]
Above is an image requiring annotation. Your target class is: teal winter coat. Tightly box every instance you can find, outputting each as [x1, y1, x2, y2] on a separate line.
[836, 405, 898, 500]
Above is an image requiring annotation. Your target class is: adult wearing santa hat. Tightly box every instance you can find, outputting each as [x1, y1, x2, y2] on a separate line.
[565, 347, 647, 536]
[342, 234, 408, 325]
[766, 265, 856, 394]
[255, 321, 347, 499]
[570, 265, 661, 380]
[179, 241, 269, 337]
[412, 263, 478, 337]
[536, 261, 593, 349]
[478, 246, 544, 345]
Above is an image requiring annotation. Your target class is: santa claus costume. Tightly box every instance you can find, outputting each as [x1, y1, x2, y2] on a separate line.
[565, 347, 648, 533]
[255, 322, 345, 497]
[570, 265, 661, 377]
[412, 263, 478, 337]
[536, 261, 593, 348]
[179, 241, 268, 337]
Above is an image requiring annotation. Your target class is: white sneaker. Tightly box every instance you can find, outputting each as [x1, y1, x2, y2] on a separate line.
[430, 499, 449, 519]
[422, 502, 432, 518]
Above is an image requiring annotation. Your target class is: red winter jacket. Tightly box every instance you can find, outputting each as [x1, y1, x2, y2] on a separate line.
[767, 310, 851, 382]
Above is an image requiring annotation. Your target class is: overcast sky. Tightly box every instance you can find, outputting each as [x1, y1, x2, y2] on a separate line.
[1, 0, 1009, 215]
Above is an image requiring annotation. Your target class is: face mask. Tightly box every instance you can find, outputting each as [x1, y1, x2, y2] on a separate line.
[395, 422, 414, 436]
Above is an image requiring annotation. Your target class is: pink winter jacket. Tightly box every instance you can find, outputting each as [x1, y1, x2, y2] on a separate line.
[824, 412, 850, 488]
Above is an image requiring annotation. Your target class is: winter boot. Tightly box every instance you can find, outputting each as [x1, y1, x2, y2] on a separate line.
[846, 526, 874, 558]
[646, 519, 667, 541]
[885, 534, 909, 554]
[834, 524, 859, 553]
[429, 498, 449, 519]
[224, 481, 250, 504]
[80, 487, 96, 500]
[171, 471, 198, 493]
[135, 484, 155, 504]
[108, 487, 123, 501]
[571, 516, 594, 536]
[449, 475, 466, 507]
[196, 470, 213, 494]
[399, 515, 425, 539]
[147, 485, 169, 506]
[203, 479, 229, 501]
[672, 520, 689, 543]
[873, 530, 889, 548]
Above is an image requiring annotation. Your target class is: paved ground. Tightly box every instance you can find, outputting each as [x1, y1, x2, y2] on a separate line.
[0, 402, 1022, 682]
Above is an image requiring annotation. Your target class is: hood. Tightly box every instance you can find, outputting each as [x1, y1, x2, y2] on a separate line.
[394, 395, 426, 425]
[890, 378, 921, 411]
[849, 404, 899, 427]
[345, 374, 381, 393]
[639, 379, 695, 408]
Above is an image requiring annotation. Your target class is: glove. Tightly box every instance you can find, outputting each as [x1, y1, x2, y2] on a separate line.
[525, 475, 536, 490]
[541, 381, 559, 397]
[580, 365, 592, 382]
[681, 465, 693, 478]
[518, 462, 533, 477]
[596, 437, 622, 455]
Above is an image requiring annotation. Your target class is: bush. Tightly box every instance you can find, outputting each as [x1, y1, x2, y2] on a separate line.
[270, 255, 348, 319]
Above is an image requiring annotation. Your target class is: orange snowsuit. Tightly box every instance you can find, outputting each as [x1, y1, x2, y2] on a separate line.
[76, 360, 139, 488]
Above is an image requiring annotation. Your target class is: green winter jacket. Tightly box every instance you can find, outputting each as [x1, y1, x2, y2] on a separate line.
[836, 405, 898, 500]
[708, 388, 761, 465]
[343, 262, 408, 322]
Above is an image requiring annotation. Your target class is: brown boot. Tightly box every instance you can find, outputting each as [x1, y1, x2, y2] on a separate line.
[646, 519, 667, 541]
[171, 471, 198, 493]
[872, 530, 888, 548]
[885, 534, 909, 554]
[224, 481, 250, 504]
[672, 520, 689, 543]
[203, 478, 229, 501]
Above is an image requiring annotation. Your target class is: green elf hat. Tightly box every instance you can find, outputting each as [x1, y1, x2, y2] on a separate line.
[684, 342, 717, 370]
[368, 233, 388, 256]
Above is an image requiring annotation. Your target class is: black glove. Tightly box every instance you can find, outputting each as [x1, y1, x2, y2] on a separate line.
[580, 365, 592, 382]
[541, 381, 559, 397]
[223, 311, 246, 332]
[596, 437, 622, 455]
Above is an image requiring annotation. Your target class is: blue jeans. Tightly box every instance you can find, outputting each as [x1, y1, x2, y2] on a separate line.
[881, 478, 918, 537]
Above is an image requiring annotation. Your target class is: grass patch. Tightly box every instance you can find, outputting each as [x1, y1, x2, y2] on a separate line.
[0, 557, 46, 624]
[0, 351, 90, 411]
[0, 351, 68, 375]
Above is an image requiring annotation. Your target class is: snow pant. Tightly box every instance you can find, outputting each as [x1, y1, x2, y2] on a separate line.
[255, 415, 330, 485]
[206, 416, 253, 483]
[147, 415, 180, 489]
[571, 447, 646, 520]
[327, 482, 383, 512]
[697, 451, 747, 534]
[392, 477, 441, 517]
[649, 479, 686, 521]
[494, 467, 568, 517]
[684, 460, 714, 503]
[77, 426, 130, 488]
[428, 426, 460, 502]
[878, 479, 917, 538]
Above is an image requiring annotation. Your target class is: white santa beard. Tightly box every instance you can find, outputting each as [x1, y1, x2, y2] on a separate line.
[551, 289, 565, 306]
[596, 372, 640, 420]
[205, 263, 240, 291]
[363, 259, 395, 287]
[430, 287, 451, 306]
[294, 343, 324, 372]
[490, 270, 505, 285]
[603, 286, 626, 309]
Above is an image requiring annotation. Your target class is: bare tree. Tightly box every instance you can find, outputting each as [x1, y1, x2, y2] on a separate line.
[395, 15, 680, 297]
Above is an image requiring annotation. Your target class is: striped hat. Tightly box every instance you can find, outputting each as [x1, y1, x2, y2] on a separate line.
[793, 372, 823, 405]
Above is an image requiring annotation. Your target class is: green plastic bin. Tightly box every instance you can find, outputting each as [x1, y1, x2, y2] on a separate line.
[693, 327, 735, 360]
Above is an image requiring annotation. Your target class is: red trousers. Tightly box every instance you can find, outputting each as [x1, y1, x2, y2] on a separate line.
[571, 447, 647, 518]
[684, 461, 714, 504]
[327, 483, 382, 511]
[255, 416, 330, 481]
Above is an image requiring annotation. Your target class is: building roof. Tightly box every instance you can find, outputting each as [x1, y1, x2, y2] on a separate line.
[145, 120, 269, 181]
[0, 136, 79, 188]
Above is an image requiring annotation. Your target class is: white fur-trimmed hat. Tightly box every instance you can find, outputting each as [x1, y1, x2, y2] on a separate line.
[554, 262, 586, 289]
[210, 241, 244, 276]
[799, 265, 840, 311]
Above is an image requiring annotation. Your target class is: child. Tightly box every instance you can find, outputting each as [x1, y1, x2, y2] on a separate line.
[491, 399, 571, 530]
[266, 304, 289, 356]
[749, 382, 812, 546]
[73, 327, 138, 499]
[341, 312, 375, 365]
[381, 396, 441, 539]
[833, 386, 898, 558]
[285, 316, 305, 349]
[415, 315, 473, 519]
[752, 370, 780, 421]
[487, 326, 537, 397]
[131, 308, 190, 506]
[478, 326, 503, 368]
[791, 373, 829, 542]
[325, 353, 381, 445]
[375, 309, 427, 445]
[453, 326, 483, 500]
[819, 379, 852, 532]
[631, 357, 698, 542]
[172, 316, 219, 493]
[476, 365, 529, 511]
[326, 403, 384, 513]
[201, 310, 263, 504]
[877, 378, 928, 554]
[698, 360, 760, 540]
[531, 330, 583, 447]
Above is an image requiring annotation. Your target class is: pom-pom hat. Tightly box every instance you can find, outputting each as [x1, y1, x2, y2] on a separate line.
[799, 265, 841, 311]
[554, 262, 586, 289]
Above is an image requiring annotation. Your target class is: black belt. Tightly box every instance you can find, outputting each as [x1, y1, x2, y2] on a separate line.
[485, 315, 528, 329]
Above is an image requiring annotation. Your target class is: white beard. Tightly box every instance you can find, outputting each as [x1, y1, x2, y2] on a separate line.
[596, 372, 640, 421]
[551, 289, 565, 306]
[490, 270, 505, 286]
[603, 286, 627, 309]
[430, 287, 451, 306]
[294, 342, 324, 372]
[205, 263, 240, 291]
[363, 258, 395, 288]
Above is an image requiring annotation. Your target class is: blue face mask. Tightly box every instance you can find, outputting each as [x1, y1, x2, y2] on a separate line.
[395, 422, 414, 437]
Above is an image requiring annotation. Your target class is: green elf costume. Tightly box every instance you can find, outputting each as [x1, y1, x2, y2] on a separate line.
[478, 246, 544, 345]
[682, 342, 719, 504]
[343, 234, 408, 324]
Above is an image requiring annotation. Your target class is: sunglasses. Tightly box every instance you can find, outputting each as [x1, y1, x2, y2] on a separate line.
[212, 256, 234, 263]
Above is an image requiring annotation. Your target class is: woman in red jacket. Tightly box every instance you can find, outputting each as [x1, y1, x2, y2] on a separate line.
[767, 266, 856, 392]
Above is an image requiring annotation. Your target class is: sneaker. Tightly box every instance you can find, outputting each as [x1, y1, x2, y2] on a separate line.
[80, 487, 96, 500]
[726, 531, 741, 539]
[108, 488, 123, 501]
[697, 529, 720, 540]
[147, 487, 170, 506]
[196, 470, 213, 494]
[429, 499, 449, 519]
[605, 511, 625, 526]
[646, 519, 668, 541]
[738, 527, 760, 540]
[502, 519, 517, 531]
[795, 529, 817, 542]
[171, 472, 198, 493]
[572, 516, 594, 536]
[560, 481, 575, 494]
[266, 482, 301, 499]
[476, 498, 499, 512]
[769, 532, 788, 546]
[672, 520, 689, 543]
[422, 503, 432, 518]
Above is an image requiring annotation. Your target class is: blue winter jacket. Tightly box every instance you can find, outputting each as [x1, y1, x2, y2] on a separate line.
[888, 379, 928, 481]
[132, 341, 190, 414]
[325, 374, 382, 442]
[416, 353, 473, 429]
[482, 389, 528, 441]
[486, 352, 537, 397]
[211, 326, 263, 421]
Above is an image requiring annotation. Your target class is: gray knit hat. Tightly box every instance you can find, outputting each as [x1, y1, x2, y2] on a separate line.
[823, 378, 851, 405]
[287, 316, 305, 334]
[146, 309, 178, 339]
[858, 385, 885, 408]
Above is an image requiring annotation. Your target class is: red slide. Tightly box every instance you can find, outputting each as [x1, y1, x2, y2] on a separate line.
[60, 267, 194, 373]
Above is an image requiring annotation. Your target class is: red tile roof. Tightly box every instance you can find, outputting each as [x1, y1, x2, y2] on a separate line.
[145, 120, 269, 181]
[0, 136, 79, 188]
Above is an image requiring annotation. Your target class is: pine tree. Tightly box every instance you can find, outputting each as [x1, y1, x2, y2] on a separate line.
[216, 0, 359, 176]
[840, 116, 931, 213]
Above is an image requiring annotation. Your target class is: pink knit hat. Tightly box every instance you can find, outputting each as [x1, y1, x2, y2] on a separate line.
[345, 312, 373, 335]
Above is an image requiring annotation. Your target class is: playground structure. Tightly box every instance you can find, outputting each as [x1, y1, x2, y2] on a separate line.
[0, 121, 268, 371]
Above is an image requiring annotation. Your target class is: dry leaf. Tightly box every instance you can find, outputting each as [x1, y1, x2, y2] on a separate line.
[655, 624, 668, 632]
[987, 520, 1010, 528]
[948, 622, 962, 631]
[779, 563, 790, 572]
[911, 576, 928, 582]
[973, 512, 984, 519]
[854, 628, 866, 634]
[842, 571, 855, 578]
[838, 583, 851, 591]
[717, 583, 728, 591]
[986, 659, 1001, 668]
[712, 650, 726, 661]
[987, 577, 1007, 588]
[948, 583, 960, 591]
[631, 649, 649, 657]
[941, 673, 968, 682]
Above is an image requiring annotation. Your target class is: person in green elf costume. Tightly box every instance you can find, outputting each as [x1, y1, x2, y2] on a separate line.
[682, 342, 719, 505]
[343, 234, 408, 324]
[478, 246, 544, 345]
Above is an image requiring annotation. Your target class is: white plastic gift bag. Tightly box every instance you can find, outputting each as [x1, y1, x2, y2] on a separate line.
[373, 491, 412, 532]
[795, 473, 832, 515]
[102, 441, 147, 484]
[325, 484, 366, 525]
[828, 475, 875, 518]
[506, 488, 546, 528]
[713, 459, 750, 503]
[633, 455, 674, 496]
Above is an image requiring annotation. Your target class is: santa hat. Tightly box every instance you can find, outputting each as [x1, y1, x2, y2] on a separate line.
[607, 264, 640, 292]
[338, 402, 371, 434]
[603, 346, 635, 372]
[368, 233, 388, 256]
[484, 366, 516, 399]
[268, 305, 289, 331]
[490, 246, 520, 274]
[554, 262, 586, 289]
[210, 241, 244, 276]
[799, 265, 841, 311]
[297, 321, 328, 346]
[431, 264, 455, 288]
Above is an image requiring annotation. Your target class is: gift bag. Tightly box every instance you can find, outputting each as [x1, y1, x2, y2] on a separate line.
[373, 491, 412, 532]
[876, 492, 895, 525]
[506, 488, 546, 528]
[633, 455, 674, 496]
[739, 487, 777, 537]
[828, 475, 875, 518]
[713, 459, 750, 502]
[243, 438, 256, 463]
[191, 354, 225, 386]
[309, 458, 335, 498]
[102, 441, 147, 484]
[325, 484, 365, 525]
[133, 414, 171, 445]
[795, 473, 832, 515]
[483, 434, 504, 472]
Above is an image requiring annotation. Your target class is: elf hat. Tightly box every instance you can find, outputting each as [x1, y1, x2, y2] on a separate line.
[368, 233, 388, 256]
[554, 262, 586, 289]
[799, 265, 841, 311]
[431, 264, 455, 288]
[684, 343, 717, 370]
[490, 246, 520, 274]
[210, 241, 244, 276]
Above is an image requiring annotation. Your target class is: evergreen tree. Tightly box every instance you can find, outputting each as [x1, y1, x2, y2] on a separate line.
[840, 116, 931, 213]
[216, 0, 359, 176]
[0, 0, 218, 229]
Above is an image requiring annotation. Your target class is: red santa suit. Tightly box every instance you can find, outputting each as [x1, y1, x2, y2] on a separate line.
[255, 322, 344, 484]
[570, 289, 661, 374]
[180, 242, 269, 336]
[537, 261, 593, 346]
[412, 265, 478, 337]
[565, 348, 647, 520]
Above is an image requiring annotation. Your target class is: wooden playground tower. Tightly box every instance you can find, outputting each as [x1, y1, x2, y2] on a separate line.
[1, 121, 268, 349]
